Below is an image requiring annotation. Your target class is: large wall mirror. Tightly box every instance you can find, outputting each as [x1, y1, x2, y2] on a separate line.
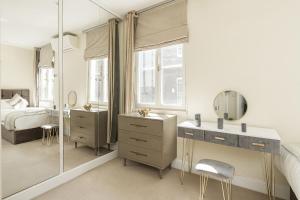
[0, 0, 60, 197]
[213, 90, 248, 120]
[62, 0, 116, 171]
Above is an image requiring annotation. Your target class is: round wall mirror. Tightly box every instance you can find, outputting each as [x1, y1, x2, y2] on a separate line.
[68, 90, 77, 108]
[213, 90, 247, 120]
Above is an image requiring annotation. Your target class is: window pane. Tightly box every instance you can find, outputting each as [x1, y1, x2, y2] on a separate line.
[39, 68, 54, 106]
[161, 44, 184, 106]
[137, 50, 156, 104]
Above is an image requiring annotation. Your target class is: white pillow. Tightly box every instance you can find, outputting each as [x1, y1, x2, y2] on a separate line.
[1, 99, 13, 109]
[13, 98, 29, 109]
[7, 94, 22, 106]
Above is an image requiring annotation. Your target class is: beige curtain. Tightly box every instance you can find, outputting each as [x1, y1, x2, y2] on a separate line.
[33, 48, 40, 106]
[135, 0, 188, 50]
[38, 44, 54, 67]
[122, 11, 138, 114]
[107, 18, 120, 143]
[84, 25, 109, 60]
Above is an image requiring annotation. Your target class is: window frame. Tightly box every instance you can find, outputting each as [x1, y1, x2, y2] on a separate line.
[135, 44, 186, 111]
[39, 67, 54, 108]
[87, 57, 109, 106]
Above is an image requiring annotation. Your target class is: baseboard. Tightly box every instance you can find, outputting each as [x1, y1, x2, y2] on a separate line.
[171, 158, 290, 200]
[4, 150, 118, 200]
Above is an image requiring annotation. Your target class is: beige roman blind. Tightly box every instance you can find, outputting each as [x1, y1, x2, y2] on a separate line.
[38, 44, 54, 67]
[84, 24, 109, 60]
[135, 0, 188, 50]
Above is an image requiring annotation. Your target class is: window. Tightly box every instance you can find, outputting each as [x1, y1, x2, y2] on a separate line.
[88, 57, 108, 104]
[39, 67, 54, 108]
[136, 44, 185, 109]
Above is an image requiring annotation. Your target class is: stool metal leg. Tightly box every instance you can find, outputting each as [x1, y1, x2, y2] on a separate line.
[221, 179, 232, 200]
[199, 173, 208, 200]
[42, 129, 45, 144]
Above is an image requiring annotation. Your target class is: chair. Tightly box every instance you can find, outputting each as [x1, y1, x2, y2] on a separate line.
[41, 124, 59, 145]
[195, 159, 235, 200]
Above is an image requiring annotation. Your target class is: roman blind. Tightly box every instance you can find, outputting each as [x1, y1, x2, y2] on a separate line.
[38, 44, 54, 67]
[84, 24, 109, 60]
[135, 0, 188, 50]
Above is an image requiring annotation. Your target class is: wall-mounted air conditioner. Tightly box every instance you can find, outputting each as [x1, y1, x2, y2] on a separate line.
[51, 33, 79, 52]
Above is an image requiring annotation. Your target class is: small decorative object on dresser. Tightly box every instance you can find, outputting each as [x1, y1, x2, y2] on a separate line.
[217, 118, 223, 129]
[241, 123, 247, 132]
[118, 113, 177, 178]
[137, 108, 151, 117]
[70, 109, 107, 155]
[195, 113, 201, 127]
[83, 103, 92, 111]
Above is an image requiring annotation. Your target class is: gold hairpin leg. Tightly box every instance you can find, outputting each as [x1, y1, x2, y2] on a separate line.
[199, 173, 208, 200]
[221, 179, 232, 200]
[263, 153, 276, 200]
[180, 137, 195, 184]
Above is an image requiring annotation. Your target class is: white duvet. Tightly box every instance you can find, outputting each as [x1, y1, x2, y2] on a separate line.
[279, 144, 300, 199]
[1, 107, 50, 131]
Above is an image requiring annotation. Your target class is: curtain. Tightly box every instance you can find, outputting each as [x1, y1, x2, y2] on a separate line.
[135, 0, 188, 50]
[122, 11, 138, 114]
[84, 25, 109, 60]
[33, 48, 41, 106]
[38, 44, 54, 67]
[107, 18, 120, 143]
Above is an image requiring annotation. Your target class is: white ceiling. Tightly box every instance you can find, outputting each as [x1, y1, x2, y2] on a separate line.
[0, 0, 166, 49]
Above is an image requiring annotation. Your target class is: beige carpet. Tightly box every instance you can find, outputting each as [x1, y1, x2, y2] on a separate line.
[2, 137, 110, 198]
[35, 158, 279, 200]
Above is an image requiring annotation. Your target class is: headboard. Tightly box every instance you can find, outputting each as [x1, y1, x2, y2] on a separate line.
[1, 89, 30, 105]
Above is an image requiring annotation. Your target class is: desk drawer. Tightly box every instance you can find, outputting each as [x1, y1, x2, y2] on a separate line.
[178, 127, 204, 140]
[239, 136, 280, 154]
[119, 142, 161, 167]
[119, 130, 162, 151]
[119, 116, 163, 136]
[204, 131, 238, 147]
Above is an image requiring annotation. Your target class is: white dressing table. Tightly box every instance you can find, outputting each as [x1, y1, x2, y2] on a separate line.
[178, 120, 281, 200]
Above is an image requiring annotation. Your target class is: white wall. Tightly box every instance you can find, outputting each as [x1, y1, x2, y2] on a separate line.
[0, 44, 35, 104]
[181, 0, 300, 197]
[63, 34, 87, 107]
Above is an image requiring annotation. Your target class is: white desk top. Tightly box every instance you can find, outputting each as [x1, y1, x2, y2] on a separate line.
[178, 121, 281, 141]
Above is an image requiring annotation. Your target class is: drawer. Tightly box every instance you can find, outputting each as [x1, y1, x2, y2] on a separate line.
[119, 116, 163, 136]
[239, 136, 280, 154]
[71, 124, 95, 136]
[119, 130, 162, 151]
[178, 127, 204, 140]
[204, 131, 238, 147]
[71, 132, 95, 148]
[119, 142, 161, 167]
[70, 110, 95, 125]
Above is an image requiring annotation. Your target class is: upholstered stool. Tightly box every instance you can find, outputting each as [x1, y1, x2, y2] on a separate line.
[195, 159, 235, 200]
[41, 124, 59, 145]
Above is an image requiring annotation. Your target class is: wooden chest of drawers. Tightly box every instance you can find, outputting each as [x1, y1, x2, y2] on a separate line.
[118, 113, 177, 178]
[70, 109, 108, 155]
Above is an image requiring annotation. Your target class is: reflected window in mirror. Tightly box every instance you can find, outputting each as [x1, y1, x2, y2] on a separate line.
[88, 57, 108, 105]
[136, 43, 185, 109]
[39, 67, 54, 108]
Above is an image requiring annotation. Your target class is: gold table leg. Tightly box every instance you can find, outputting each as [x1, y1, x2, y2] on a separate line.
[180, 137, 195, 184]
[263, 153, 276, 200]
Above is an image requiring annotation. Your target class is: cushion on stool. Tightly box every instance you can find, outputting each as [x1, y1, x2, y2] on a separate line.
[195, 159, 235, 179]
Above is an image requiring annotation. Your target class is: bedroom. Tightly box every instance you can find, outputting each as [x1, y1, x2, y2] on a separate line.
[1, 0, 300, 200]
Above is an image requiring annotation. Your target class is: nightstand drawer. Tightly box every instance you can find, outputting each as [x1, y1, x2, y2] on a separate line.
[178, 127, 204, 140]
[204, 131, 238, 147]
[119, 116, 163, 136]
[119, 142, 161, 167]
[71, 124, 95, 135]
[119, 130, 162, 151]
[239, 136, 280, 154]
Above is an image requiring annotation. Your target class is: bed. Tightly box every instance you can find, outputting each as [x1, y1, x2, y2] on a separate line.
[1, 89, 50, 144]
[279, 144, 300, 200]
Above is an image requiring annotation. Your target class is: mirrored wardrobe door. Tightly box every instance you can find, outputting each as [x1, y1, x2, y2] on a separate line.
[0, 0, 60, 197]
[62, 0, 115, 171]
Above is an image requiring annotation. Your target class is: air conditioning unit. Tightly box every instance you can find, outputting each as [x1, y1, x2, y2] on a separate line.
[51, 33, 79, 52]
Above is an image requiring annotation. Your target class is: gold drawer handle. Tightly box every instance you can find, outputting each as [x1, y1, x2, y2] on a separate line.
[214, 136, 225, 141]
[78, 116, 84, 118]
[130, 151, 148, 157]
[185, 132, 194, 136]
[252, 143, 265, 147]
[130, 123, 147, 128]
[79, 126, 84, 129]
[130, 137, 147, 142]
